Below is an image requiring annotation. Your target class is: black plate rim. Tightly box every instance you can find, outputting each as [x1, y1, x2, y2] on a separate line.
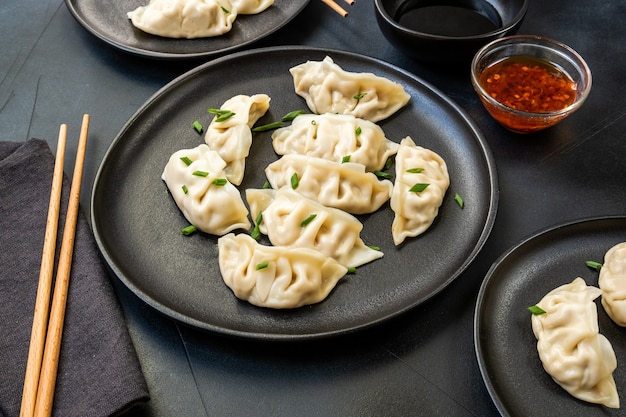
[92, 45, 499, 340]
[474, 215, 626, 416]
[64, 0, 311, 59]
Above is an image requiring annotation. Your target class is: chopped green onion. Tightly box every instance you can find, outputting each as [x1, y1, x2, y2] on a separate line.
[256, 261, 269, 270]
[180, 156, 193, 166]
[384, 157, 394, 171]
[220, 5, 230, 13]
[212, 178, 227, 186]
[310, 120, 317, 125]
[409, 183, 429, 193]
[192, 170, 209, 177]
[406, 168, 424, 173]
[192, 120, 203, 134]
[282, 110, 305, 122]
[355, 126, 362, 136]
[454, 193, 464, 209]
[341, 155, 351, 163]
[290, 173, 299, 189]
[208, 108, 235, 122]
[368, 245, 381, 251]
[251, 212, 263, 240]
[374, 171, 392, 179]
[181, 225, 197, 236]
[262, 180, 271, 189]
[353, 92, 367, 100]
[181, 185, 188, 194]
[528, 305, 546, 315]
[586, 260, 603, 271]
[347, 267, 357, 274]
[300, 214, 317, 227]
[252, 121, 284, 132]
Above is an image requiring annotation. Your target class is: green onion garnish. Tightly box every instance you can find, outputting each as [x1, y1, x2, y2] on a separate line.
[374, 171, 392, 179]
[341, 155, 351, 163]
[251, 212, 263, 240]
[406, 168, 424, 173]
[212, 178, 227, 186]
[180, 156, 193, 166]
[192, 170, 209, 177]
[347, 267, 357, 274]
[208, 108, 235, 122]
[300, 214, 317, 227]
[192, 120, 203, 134]
[311, 120, 317, 125]
[409, 183, 429, 193]
[220, 5, 230, 13]
[290, 173, 299, 189]
[182, 185, 188, 194]
[282, 110, 305, 122]
[252, 121, 284, 132]
[353, 92, 367, 100]
[256, 261, 269, 270]
[528, 305, 546, 315]
[181, 225, 197, 236]
[262, 180, 271, 189]
[355, 126, 362, 136]
[368, 245, 381, 251]
[586, 260, 603, 271]
[384, 157, 393, 171]
[454, 193, 464, 209]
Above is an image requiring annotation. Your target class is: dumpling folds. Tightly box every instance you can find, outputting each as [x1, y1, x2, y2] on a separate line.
[246, 187, 383, 268]
[205, 94, 270, 185]
[289, 56, 410, 123]
[161, 144, 250, 235]
[531, 277, 619, 408]
[271, 113, 399, 172]
[230, 0, 273, 14]
[390, 137, 449, 245]
[128, 0, 237, 39]
[218, 233, 347, 309]
[599, 242, 626, 326]
[265, 154, 393, 214]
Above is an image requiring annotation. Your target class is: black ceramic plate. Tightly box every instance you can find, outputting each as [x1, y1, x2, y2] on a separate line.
[92, 46, 498, 340]
[475, 217, 626, 416]
[65, 0, 309, 59]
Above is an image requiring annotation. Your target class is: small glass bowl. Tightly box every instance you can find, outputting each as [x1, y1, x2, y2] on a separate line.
[471, 35, 592, 133]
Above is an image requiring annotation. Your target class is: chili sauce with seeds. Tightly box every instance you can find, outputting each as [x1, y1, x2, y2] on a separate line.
[479, 56, 577, 113]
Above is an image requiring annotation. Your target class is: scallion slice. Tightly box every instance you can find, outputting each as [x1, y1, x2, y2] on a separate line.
[347, 267, 356, 274]
[586, 260, 603, 271]
[527, 305, 546, 315]
[256, 261, 269, 270]
[355, 126, 362, 136]
[262, 180, 271, 189]
[252, 121, 284, 132]
[290, 173, 299, 189]
[454, 193, 464, 209]
[192, 170, 209, 177]
[212, 178, 227, 186]
[353, 92, 367, 100]
[282, 110, 305, 122]
[192, 120, 203, 134]
[300, 214, 317, 227]
[181, 185, 188, 194]
[251, 212, 263, 240]
[208, 108, 235, 122]
[180, 156, 193, 166]
[341, 155, 351, 163]
[374, 171, 392, 179]
[368, 245, 381, 251]
[181, 225, 197, 236]
[406, 168, 424, 173]
[409, 183, 429, 193]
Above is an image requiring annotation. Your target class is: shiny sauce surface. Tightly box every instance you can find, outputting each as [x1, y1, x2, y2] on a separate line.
[479, 56, 577, 113]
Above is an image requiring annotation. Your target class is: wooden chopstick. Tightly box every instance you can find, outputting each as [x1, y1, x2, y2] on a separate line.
[320, 0, 349, 17]
[19, 114, 90, 417]
[20, 125, 67, 417]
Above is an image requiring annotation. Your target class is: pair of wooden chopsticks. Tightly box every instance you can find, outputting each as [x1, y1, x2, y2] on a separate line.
[321, 0, 354, 17]
[20, 114, 90, 417]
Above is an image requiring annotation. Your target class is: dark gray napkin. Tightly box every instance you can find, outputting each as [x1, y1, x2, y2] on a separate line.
[0, 139, 149, 417]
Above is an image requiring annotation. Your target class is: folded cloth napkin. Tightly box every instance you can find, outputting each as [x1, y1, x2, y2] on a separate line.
[0, 139, 149, 417]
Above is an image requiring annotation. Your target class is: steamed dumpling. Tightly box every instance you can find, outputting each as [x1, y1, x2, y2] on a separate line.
[218, 233, 348, 309]
[598, 242, 626, 326]
[230, 0, 273, 14]
[204, 94, 270, 185]
[289, 56, 410, 122]
[161, 144, 250, 235]
[246, 187, 384, 268]
[264, 154, 393, 214]
[390, 136, 450, 245]
[128, 0, 238, 39]
[271, 113, 399, 172]
[531, 277, 619, 408]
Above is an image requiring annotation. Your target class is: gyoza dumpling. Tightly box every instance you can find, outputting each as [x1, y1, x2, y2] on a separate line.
[530, 277, 619, 408]
[599, 242, 626, 326]
[264, 154, 393, 214]
[218, 233, 348, 309]
[161, 144, 250, 235]
[390, 136, 449, 245]
[246, 187, 383, 268]
[128, 0, 237, 39]
[230, 0, 273, 14]
[271, 113, 399, 172]
[289, 56, 410, 123]
[205, 94, 270, 185]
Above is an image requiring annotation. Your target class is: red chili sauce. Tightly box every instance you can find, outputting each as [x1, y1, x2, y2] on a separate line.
[479, 56, 577, 113]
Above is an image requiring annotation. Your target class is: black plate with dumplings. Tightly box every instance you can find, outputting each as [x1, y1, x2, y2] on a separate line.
[65, 0, 309, 59]
[92, 46, 498, 340]
[475, 216, 626, 416]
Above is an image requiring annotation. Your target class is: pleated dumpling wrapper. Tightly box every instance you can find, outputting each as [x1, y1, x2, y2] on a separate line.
[599, 242, 626, 326]
[530, 277, 619, 408]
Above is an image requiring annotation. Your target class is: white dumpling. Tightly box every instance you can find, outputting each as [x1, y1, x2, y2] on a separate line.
[128, 0, 238, 39]
[390, 137, 449, 245]
[289, 56, 410, 123]
[246, 187, 383, 268]
[204, 94, 270, 185]
[264, 154, 393, 215]
[218, 233, 348, 309]
[161, 144, 250, 235]
[531, 277, 619, 408]
[230, 0, 273, 14]
[271, 113, 399, 172]
[599, 242, 626, 326]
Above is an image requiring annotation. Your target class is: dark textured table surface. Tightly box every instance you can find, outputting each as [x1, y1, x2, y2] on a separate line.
[2, 0, 625, 415]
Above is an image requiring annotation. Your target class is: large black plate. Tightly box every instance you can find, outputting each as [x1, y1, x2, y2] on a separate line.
[65, 0, 309, 59]
[92, 47, 498, 340]
[475, 217, 626, 416]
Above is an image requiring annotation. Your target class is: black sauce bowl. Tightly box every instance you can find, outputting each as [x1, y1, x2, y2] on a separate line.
[374, 0, 528, 64]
